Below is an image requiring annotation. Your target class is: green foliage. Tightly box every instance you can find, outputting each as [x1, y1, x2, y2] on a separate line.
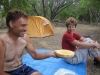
[0, 0, 32, 17]
[78, 0, 100, 22]
[1, 0, 100, 23]
[57, 7, 79, 21]
[57, 9, 68, 20]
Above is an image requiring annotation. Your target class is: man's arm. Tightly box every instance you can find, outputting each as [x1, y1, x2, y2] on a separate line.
[71, 39, 99, 48]
[24, 34, 56, 60]
[0, 39, 10, 75]
[79, 36, 85, 41]
[79, 37, 95, 43]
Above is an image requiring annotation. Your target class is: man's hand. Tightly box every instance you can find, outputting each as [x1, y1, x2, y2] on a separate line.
[94, 41, 100, 49]
[48, 51, 57, 57]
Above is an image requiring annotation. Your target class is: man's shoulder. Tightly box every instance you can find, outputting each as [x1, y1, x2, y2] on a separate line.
[0, 33, 7, 46]
[0, 33, 7, 39]
[19, 34, 30, 45]
[20, 34, 30, 41]
[73, 32, 81, 36]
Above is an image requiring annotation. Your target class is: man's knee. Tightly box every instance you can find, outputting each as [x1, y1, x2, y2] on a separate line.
[83, 38, 93, 43]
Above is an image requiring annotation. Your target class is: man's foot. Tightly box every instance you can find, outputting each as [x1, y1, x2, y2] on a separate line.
[92, 47, 98, 52]
[94, 58, 100, 66]
[98, 44, 100, 49]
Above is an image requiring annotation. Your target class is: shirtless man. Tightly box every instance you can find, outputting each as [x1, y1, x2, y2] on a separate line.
[0, 9, 56, 75]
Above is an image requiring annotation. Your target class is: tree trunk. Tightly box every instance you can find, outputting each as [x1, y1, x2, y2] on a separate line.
[42, 0, 46, 17]
[89, 6, 93, 24]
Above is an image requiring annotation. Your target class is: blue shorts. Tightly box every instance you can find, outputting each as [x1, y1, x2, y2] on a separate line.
[5, 64, 38, 75]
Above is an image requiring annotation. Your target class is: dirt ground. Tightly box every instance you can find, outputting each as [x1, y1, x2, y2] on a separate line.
[0, 23, 100, 75]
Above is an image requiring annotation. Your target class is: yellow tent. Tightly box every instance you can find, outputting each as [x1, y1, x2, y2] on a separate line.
[26, 16, 54, 37]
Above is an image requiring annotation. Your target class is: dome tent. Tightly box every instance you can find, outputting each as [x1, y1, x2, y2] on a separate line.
[26, 16, 54, 37]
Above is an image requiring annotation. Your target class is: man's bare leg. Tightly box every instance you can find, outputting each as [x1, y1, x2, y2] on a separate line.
[31, 71, 42, 75]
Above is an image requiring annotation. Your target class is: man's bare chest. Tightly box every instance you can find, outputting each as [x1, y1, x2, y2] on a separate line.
[5, 39, 27, 62]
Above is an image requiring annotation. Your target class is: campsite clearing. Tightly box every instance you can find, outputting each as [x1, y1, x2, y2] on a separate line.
[0, 23, 100, 75]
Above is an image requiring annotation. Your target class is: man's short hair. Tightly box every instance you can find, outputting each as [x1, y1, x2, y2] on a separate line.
[65, 17, 77, 27]
[6, 9, 28, 27]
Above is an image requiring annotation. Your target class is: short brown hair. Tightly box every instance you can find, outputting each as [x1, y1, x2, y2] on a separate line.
[6, 9, 28, 27]
[65, 17, 77, 27]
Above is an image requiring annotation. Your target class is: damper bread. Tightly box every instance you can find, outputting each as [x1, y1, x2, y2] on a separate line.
[55, 49, 75, 58]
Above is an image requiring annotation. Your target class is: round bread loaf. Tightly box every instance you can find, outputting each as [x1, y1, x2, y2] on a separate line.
[55, 49, 75, 58]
